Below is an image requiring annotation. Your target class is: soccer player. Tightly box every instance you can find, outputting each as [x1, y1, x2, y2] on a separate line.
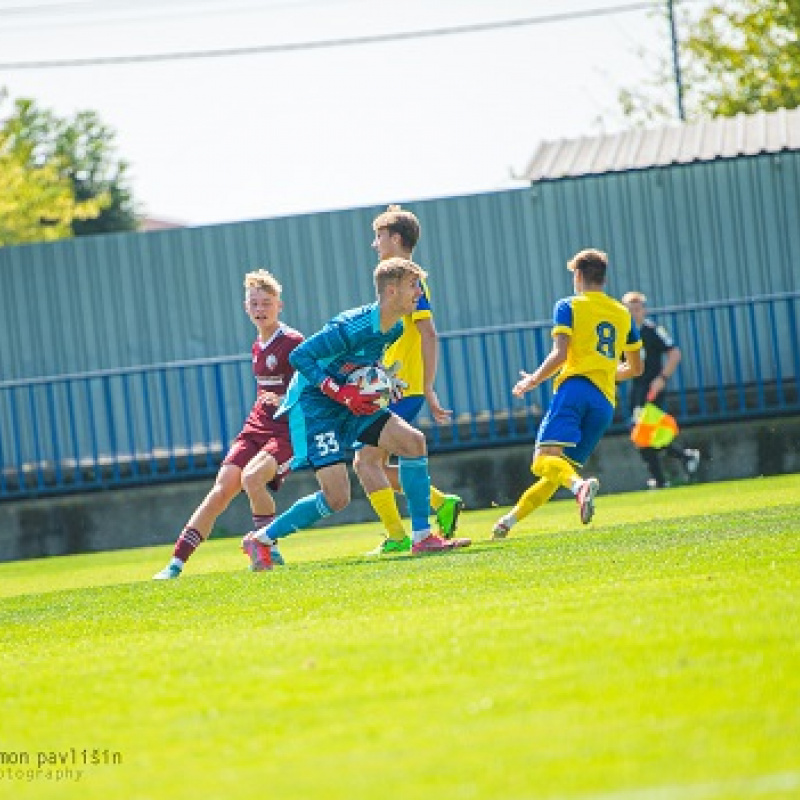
[621, 291, 700, 488]
[241, 257, 471, 571]
[153, 269, 303, 579]
[491, 249, 644, 539]
[354, 205, 464, 556]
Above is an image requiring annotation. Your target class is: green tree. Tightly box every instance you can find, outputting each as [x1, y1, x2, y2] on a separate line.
[620, 0, 800, 123]
[0, 91, 139, 243]
[54, 109, 140, 236]
[0, 126, 106, 246]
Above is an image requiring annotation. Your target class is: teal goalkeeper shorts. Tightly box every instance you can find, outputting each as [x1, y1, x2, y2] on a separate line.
[287, 389, 391, 470]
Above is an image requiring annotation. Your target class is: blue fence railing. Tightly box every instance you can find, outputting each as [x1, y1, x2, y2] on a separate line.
[1, 292, 798, 500]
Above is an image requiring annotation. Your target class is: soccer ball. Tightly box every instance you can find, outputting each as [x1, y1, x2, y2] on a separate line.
[346, 365, 393, 408]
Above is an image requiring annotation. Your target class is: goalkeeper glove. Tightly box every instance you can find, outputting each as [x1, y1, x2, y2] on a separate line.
[320, 377, 381, 416]
[382, 361, 408, 402]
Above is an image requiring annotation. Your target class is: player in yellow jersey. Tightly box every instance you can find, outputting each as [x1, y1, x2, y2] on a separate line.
[353, 205, 464, 555]
[491, 249, 644, 538]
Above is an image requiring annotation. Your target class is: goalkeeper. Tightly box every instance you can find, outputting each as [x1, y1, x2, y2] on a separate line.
[356, 204, 464, 557]
[241, 257, 471, 571]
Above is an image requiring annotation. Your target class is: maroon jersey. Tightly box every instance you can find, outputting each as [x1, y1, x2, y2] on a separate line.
[241, 323, 305, 436]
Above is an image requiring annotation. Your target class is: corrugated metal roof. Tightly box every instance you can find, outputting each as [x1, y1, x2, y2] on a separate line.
[520, 106, 800, 182]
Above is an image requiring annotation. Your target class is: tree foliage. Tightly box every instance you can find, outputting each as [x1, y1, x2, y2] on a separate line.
[54, 108, 140, 236]
[620, 0, 800, 123]
[0, 129, 105, 246]
[0, 91, 139, 246]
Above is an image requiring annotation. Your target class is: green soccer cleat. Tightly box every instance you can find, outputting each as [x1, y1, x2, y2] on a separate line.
[435, 494, 464, 538]
[365, 536, 412, 556]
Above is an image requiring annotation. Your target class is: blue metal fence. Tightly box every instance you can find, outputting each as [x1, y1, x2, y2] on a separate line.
[2, 292, 798, 501]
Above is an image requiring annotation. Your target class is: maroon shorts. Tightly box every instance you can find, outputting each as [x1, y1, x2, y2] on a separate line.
[222, 431, 293, 490]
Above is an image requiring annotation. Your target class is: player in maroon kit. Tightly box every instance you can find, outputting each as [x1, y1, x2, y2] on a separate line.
[153, 269, 304, 579]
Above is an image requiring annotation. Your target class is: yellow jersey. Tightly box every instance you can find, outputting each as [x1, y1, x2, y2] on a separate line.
[383, 276, 432, 397]
[552, 291, 642, 405]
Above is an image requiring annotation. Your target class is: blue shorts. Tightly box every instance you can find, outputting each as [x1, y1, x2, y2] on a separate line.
[536, 376, 614, 467]
[389, 394, 424, 423]
[288, 391, 391, 469]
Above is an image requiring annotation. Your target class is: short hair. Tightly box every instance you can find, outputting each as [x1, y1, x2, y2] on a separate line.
[373, 257, 427, 296]
[244, 269, 282, 295]
[621, 291, 647, 304]
[372, 204, 421, 251]
[567, 248, 607, 285]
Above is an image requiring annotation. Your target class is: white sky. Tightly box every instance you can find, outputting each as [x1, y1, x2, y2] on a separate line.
[0, 0, 689, 226]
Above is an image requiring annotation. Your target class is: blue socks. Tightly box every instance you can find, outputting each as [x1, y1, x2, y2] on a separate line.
[254, 462, 431, 543]
[398, 456, 431, 536]
[256, 491, 333, 542]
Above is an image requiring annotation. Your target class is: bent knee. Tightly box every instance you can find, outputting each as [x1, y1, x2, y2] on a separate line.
[208, 481, 239, 508]
[352, 450, 368, 477]
[397, 428, 427, 458]
[242, 468, 273, 493]
[242, 455, 277, 487]
[324, 487, 351, 512]
[408, 429, 427, 458]
[353, 447, 386, 477]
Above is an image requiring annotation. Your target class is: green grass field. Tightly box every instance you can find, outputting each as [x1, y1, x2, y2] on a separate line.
[1, 474, 799, 800]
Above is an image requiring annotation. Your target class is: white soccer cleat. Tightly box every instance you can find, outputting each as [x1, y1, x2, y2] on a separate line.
[153, 564, 182, 580]
[491, 520, 511, 540]
[685, 449, 701, 475]
[577, 478, 600, 525]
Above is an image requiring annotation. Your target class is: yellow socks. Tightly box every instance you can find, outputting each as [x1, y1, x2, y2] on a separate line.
[429, 485, 445, 511]
[512, 478, 559, 522]
[532, 454, 579, 490]
[498, 455, 578, 534]
[367, 487, 406, 540]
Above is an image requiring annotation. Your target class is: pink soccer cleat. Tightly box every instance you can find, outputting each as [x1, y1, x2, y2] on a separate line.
[411, 532, 471, 555]
[241, 532, 274, 572]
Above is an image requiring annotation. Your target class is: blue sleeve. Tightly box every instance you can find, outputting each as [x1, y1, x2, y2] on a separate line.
[416, 280, 432, 314]
[288, 321, 349, 386]
[627, 320, 641, 345]
[553, 298, 573, 329]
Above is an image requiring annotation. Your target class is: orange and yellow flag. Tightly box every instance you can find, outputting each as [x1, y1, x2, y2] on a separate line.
[630, 403, 679, 449]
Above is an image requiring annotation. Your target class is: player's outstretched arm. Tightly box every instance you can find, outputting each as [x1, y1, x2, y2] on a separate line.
[425, 389, 453, 424]
[513, 335, 569, 397]
[416, 317, 452, 423]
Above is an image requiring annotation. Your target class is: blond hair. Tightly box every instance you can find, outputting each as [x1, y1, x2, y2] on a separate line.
[244, 268, 282, 295]
[621, 291, 647, 304]
[373, 257, 427, 296]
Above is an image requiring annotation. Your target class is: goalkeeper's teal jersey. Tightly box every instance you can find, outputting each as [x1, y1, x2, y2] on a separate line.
[277, 303, 403, 417]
